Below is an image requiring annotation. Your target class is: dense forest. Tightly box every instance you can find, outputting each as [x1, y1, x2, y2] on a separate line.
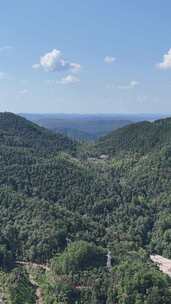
[0, 112, 171, 303]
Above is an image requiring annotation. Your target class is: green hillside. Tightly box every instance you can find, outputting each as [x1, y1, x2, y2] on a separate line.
[96, 117, 171, 156]
[0, 113, 171, 303]
[0, 112, 76, 155]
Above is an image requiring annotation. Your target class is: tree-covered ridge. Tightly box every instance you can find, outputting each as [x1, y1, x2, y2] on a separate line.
[0, 112, 76, 154]
[95, 117, 171, 156]
[0, 112, 171, 303]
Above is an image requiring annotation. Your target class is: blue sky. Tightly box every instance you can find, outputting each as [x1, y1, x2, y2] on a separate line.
[0, 0, 171, 113]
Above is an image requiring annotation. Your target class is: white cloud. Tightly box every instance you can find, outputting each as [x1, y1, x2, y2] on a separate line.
[33, 49, 81, 73]
[104, 56, 116, 64]
[118, 80, 139, 90]
[0, 46, 13, 54]
[157, 49, 171, 70]
[57, 75, 80, 85]
[40, 49, 62, 72]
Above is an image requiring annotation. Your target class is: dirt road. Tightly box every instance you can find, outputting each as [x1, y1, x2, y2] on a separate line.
[150, 254, 171, 277]
[16, 261, 48, 304]
[16, 261, 50, 272]
[29, 274, 43, 304]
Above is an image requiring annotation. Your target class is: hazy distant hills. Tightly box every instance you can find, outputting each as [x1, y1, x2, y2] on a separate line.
[20, 113, 132, 140]
[20, 113, 168, 141]
[34, 118, 133, 141]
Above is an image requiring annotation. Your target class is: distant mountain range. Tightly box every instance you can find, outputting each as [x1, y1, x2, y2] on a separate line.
[21, 113, 169, 141]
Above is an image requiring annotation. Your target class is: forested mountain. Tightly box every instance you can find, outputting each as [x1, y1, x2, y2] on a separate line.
[0, 112, 76, 155]
[1, 112, 171, 303]
[96, 117, 171, 156]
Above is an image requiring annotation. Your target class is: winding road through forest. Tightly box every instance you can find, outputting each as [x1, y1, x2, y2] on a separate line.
[16, 260, 91, 303]
[16, 261, 49, 304]
[17, 256, 171, 304]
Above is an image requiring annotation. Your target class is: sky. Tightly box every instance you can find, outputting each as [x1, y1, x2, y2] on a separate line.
[0, 0, 171, 114]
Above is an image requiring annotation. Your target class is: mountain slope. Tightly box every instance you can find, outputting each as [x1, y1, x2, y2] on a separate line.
[95, 117, 171, 156]
[0, 112, 76, 154]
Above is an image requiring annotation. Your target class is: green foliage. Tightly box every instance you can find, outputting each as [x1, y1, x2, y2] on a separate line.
[51, 241, 106, 274]
[0, 244, 14, 270]
[114, 258, 171, 304]
[43, 281, 79, 304]
[0, 268, 36, 304]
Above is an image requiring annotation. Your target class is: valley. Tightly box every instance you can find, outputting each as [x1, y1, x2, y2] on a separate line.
[0, 113, 171, 303]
